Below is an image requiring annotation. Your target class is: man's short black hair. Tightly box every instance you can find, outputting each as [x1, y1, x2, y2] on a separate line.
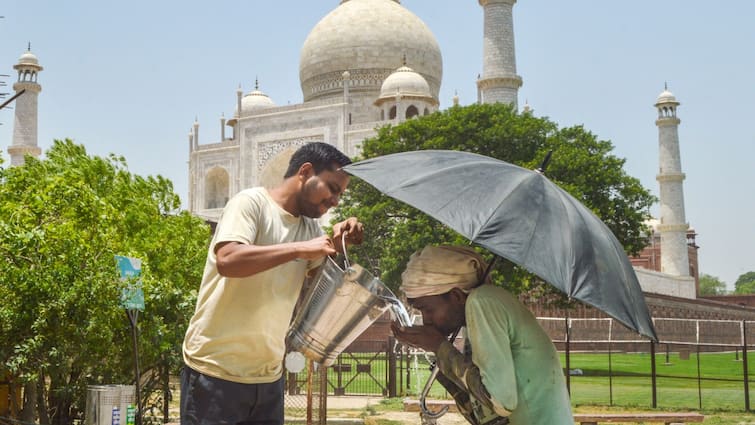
[283, 142, 351, 178]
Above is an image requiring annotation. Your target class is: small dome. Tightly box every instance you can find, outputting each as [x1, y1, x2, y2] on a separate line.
[656, 88, 679, 105]
[379, 66, 432, 99]
[18, 50, 39, 65]
[241, 89, 275, 113]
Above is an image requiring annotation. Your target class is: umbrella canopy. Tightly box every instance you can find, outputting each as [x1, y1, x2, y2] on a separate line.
[343, 150, 657, 341]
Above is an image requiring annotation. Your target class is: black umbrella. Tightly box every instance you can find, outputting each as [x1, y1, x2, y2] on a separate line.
[343, 150, 657, 341]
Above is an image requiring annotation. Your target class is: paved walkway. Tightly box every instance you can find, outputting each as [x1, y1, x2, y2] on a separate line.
[168, 395, 466, 424]
[313, 396, 467, 425]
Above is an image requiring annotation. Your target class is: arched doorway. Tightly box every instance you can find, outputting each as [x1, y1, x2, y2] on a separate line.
[205, 167, 230, 209]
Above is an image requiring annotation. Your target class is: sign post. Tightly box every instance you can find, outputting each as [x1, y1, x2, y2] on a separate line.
[116, 255, 144, 425]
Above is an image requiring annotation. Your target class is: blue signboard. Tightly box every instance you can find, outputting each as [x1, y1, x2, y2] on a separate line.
[116, 255, 145, 311]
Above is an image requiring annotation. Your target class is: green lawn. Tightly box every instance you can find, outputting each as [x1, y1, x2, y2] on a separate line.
[306, 350, 755, 412]
[562, 351, 752, 379]
[563, 351, 754, 411]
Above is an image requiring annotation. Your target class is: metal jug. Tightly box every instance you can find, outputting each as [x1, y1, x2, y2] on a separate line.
[286, 238, 409, 366]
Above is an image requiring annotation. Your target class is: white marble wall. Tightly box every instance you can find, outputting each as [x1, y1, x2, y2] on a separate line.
[10, 82, 42, 165]
[479, 0, 521, 106]
[635, 267, 696, 299]
[190, 98, 386, 217]
[656, 112, 689, 276]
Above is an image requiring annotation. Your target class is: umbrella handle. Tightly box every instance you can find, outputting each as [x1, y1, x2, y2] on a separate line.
[477, 256, 498, 287]
[419, 328, 460, 419]
[535, 150, 553, 174]
[420, 365, 449, 419]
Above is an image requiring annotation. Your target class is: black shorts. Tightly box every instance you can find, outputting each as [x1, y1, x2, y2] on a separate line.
[180, 366, 284, 425]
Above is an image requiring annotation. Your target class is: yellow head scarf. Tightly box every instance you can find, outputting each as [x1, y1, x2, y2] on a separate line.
[400, 245, 487, 299]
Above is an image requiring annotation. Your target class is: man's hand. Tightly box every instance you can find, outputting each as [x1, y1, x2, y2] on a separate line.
[333, 217, 364, 253]
[295, 235, 337, 260]
[390, 322, 448, 353]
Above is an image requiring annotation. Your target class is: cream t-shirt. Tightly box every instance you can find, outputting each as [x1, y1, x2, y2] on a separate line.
[183, 187, 323, 384]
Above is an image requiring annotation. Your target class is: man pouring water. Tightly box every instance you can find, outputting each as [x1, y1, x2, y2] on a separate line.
[181, 143, 364, 425]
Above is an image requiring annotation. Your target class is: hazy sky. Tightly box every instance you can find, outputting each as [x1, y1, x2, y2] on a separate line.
[1, 1, 753, 289]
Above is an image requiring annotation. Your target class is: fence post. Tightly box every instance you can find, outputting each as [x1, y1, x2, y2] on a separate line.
[565, 317, 571, 395]
[608, 339, 613, 406]
[405, 344, 411, 393]
[388, 336, 397, 397]
[397, 340, 404, 395]
[650, 341, 657, 408]
[696, 343, 702, 410]
[319, 365, 328, 425]
[744, 320, 750, 412]
[307, 360, 314, 425]
[335, 355, 344, 396]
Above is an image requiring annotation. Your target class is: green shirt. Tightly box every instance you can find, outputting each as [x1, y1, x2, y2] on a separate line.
[436, 284, 573, 425]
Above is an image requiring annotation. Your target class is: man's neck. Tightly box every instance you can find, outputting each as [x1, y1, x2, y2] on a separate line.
[268, 180, 300, 217]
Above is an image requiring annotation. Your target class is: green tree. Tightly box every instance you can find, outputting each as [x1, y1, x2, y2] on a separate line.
[334, 103, 655, 294]
[0, 140, 209, 424]
[698, 273, 727, 296]
[734, 271, 755, 294]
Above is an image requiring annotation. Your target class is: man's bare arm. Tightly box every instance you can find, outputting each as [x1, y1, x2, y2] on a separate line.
[215, 235, 336, 278]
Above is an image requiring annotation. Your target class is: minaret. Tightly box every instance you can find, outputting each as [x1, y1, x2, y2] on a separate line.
[655, 85, 690, 277]
[8, 45, 43, 166]
[477, 0, 522, 107]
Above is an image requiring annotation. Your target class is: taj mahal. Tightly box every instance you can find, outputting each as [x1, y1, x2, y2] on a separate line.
[7, 0, 725, 307]
[181, 0, 703, 301]
[186, 0, 521, 218]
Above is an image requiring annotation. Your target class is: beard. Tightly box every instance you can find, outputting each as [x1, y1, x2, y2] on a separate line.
[297, 183, 329, 218]
[299, 198, 326, 218]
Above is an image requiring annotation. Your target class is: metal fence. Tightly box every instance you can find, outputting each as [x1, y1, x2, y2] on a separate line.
[285, 360, 328, 425]
[305, 317, 755, 413]
[542, 317, 755, 412]
[327, 340, 393, 396]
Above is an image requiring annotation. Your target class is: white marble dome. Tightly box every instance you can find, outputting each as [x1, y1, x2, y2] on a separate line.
[241, 88, 275, 114]
[656, 89, 678, 105]
[379, 65, 432, 99]
[17, 50, 40, 66]
[299, 0, 442, 102]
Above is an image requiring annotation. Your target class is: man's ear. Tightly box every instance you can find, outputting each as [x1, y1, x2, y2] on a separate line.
[297, 162, 314, 181]
[448, 288, 468, 304]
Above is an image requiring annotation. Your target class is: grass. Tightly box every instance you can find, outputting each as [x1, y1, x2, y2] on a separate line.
[170, 365, 755, 425]
[563, 351, 753, 411]
[569, 404, 755, 425]
[207, 350, 755, 424]
[316, 350, 755, 413]
[562, 350, 753, 379]
[335, 397, 755, 425]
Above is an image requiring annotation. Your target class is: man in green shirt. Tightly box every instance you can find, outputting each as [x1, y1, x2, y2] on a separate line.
[391, 245, 573, 425]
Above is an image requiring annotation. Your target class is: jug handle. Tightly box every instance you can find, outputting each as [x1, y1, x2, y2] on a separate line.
[341, 232, 351, 270]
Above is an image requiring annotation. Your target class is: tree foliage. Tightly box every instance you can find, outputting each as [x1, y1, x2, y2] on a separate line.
[0, 140, 209, 424]
[698, 273, 728, 296]
[334, 103, 655, 294]
[734, 271, 755, 295]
